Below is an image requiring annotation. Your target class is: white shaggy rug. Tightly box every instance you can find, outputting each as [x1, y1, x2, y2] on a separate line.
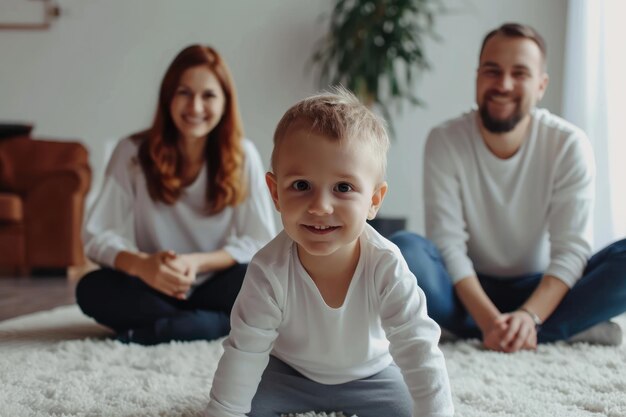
[1, 306, 625, 417]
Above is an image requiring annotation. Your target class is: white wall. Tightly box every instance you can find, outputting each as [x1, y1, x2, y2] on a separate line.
[0, 0, 568, 233]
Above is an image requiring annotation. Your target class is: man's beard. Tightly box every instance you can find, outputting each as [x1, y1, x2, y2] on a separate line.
[478, 95, 524, 133]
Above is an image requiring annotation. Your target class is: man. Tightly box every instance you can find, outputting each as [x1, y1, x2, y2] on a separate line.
[392, 23, 626, 352]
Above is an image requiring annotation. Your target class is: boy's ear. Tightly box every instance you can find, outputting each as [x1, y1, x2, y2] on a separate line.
[367, 181, 388, 220]
[265, 172, 281, 212]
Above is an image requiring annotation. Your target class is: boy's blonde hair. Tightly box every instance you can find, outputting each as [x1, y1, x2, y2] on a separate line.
[272, 87, 390, 180]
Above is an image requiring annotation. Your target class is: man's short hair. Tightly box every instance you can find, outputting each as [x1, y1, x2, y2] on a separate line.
[272, 86, 390, 179]
[480, 23, 547, 67]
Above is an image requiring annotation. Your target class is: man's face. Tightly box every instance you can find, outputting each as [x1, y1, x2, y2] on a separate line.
[476, 34, 548, 133]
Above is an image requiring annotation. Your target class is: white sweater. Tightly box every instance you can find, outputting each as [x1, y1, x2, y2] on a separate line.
[424, 108, 594, 287]
[205, 225, 453, 417]
[83, 137, 277, 283]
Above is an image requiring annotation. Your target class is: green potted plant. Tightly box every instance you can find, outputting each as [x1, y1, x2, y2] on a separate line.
[310, 0, 444, 135]
[310, 0, 444, 237]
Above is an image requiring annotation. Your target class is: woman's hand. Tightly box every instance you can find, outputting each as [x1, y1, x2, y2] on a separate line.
[163, 253, 200, 281]
[132, 251, 194, 299]
[165, 250, 237, 277]
[118, 249, 236, 300]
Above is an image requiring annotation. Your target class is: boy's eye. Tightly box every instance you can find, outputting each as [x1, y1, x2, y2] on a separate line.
[334, 182, 353, 193]
[291, 180, 310, 191]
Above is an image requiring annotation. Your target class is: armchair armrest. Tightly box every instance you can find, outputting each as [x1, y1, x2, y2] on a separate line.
[23, 169, 91, 267]
[21, 167, 91, 196]
[0, 137, 91, 193]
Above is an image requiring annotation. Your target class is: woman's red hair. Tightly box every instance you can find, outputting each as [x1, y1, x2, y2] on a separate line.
[136, 44, 246, 213]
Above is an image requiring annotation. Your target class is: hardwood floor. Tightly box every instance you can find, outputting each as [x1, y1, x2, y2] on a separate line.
[0, 274, 78, 322]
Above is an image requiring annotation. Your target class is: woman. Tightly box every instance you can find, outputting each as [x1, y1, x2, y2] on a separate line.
[77, 45, 276, 345]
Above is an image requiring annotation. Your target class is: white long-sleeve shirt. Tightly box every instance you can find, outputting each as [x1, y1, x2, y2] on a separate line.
[205, 224, 453, 417]
[83, 137, 277, 284]
[424, 108, 595, 287]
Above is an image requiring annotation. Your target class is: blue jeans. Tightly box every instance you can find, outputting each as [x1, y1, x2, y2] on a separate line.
[390, 232, 626, 343]
[76, 264, 248, 344]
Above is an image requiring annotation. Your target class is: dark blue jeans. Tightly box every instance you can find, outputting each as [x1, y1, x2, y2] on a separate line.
[75, 263, 248, 345]
[390, 232, 626, 343]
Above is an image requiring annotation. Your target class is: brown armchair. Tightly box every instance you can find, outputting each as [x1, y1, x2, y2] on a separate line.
[0, 135, 91, 275]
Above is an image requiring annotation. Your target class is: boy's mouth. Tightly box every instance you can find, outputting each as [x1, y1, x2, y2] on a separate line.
[302, 224, 340, 234]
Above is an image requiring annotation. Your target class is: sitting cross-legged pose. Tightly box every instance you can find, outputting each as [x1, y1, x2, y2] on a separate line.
[204, 88, 453, 417]
[76, 44, 276, 345]
[392, 23, 626, 352]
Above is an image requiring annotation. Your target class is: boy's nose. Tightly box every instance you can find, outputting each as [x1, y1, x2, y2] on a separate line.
[308, 191, 333, 215]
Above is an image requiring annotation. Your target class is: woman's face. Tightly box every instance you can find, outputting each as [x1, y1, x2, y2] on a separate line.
[170, 65, 226, 142]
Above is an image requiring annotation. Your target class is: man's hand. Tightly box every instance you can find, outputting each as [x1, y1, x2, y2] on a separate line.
[481, 315, 508, 351]
[132, 251, 194, 299]
[500, 311, 538, 352]
[482, 312, 537, 352]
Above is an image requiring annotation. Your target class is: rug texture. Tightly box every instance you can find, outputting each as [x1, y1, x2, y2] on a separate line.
[0, 306, 624, 417]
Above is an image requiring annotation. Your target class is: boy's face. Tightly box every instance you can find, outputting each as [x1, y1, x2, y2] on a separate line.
[266, 126, 387, 261]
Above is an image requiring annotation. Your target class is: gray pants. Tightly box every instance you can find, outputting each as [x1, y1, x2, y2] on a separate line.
[249, 356, 412, 417]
